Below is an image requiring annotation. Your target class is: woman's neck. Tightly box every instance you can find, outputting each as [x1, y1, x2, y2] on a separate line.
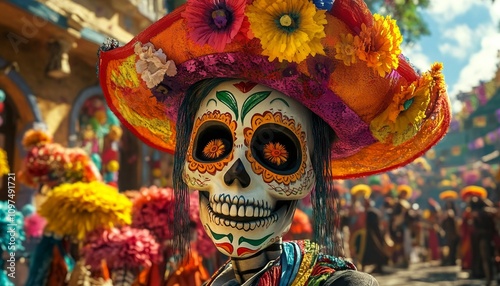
[230, 241, 282, 284]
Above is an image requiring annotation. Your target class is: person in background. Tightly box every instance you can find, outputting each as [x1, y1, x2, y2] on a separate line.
[362, 195, 390, 274]
[439, 190, 459, 266]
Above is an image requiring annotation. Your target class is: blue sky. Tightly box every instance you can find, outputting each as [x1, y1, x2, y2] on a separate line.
[401, 0, 500, 113]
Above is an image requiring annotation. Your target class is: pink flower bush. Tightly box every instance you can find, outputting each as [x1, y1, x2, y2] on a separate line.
[131, 186, 176, 241]
[82, 226, 161, 271]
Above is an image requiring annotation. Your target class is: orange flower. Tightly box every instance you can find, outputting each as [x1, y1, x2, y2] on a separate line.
[356, 14, 402, 77]
[22, 129, 52, 149]
[263, 142, 289, 165]
[202, 139, 226, 159]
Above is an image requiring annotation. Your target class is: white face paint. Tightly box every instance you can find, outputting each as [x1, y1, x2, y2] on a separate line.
[183, 80, 315, 258]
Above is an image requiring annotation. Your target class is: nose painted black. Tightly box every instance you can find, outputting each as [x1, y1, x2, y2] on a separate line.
[224, 159, 251, 188]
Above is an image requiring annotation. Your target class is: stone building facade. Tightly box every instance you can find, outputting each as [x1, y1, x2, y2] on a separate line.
[0, 0, 173, 201]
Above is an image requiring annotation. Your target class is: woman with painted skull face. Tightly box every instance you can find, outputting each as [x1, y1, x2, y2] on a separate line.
[98, 0, 451, 284]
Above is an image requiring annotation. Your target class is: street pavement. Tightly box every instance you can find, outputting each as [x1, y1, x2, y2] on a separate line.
[371, 262, 497, 286]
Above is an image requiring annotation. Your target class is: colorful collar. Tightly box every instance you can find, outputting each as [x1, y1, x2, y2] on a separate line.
[206, 240, 356, 286]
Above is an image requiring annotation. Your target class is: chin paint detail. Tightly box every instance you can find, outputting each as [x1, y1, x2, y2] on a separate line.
[244, 111, 308, 186]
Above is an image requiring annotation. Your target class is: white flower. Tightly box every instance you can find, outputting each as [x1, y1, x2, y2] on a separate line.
[133, 42, 177, 89]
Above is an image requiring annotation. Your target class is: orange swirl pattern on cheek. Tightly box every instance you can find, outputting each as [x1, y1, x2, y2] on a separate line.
[186, 111, 236, 175]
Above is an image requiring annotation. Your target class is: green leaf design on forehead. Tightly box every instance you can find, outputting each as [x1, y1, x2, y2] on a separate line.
[216, 90, 239, 121]
[241, 91, 271, 123]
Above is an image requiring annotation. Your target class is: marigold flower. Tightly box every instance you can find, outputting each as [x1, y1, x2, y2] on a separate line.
[39, 182, 132, 240]
[357, 14, 402, 77]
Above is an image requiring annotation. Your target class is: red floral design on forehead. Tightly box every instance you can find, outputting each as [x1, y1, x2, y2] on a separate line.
[233, 81, 258, 93]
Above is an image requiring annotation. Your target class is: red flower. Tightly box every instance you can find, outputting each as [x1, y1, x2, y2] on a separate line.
[182, 0, 248, 51]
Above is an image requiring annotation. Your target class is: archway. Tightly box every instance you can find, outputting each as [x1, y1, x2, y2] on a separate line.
[69, 85, 143, 191]
[0, 59, 44, 203]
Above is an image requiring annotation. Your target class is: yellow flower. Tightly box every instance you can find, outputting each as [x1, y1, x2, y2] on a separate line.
[39, 181, 132, 240]
[0, 148, 9, 176]
[357, 14, 402, 77]
[247, 0, 327, 63]
[202, 139, 226, 159]
[370, 72, 432, 145]
[263, 142, 289, 165]
[334, 34, 359, 66]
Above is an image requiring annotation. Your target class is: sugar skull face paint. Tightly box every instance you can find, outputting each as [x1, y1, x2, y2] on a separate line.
[184, 79, 316, 257]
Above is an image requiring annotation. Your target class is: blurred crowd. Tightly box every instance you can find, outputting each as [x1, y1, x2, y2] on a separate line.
[332, 165, 500, 286]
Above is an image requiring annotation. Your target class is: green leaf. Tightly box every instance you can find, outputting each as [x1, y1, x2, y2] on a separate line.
[241, 91, 271, 123]
[216, 90, 239, 120]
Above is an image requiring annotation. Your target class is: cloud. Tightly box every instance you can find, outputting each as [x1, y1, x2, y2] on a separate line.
[401, 44, 431, 73]
[492, 0, 500, 23]
[427, 0, 484, 22]
[448, 26, 500, 112]
[438, 25, 474, 60]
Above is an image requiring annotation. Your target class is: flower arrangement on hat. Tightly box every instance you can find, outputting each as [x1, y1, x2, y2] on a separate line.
[38, 181, 132, 240]
[99, 0, 450, 180]
[0, 148, 9, 177]
[81, 226, 161, 285]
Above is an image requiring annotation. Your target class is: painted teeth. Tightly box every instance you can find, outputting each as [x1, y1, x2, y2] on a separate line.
[209, 195, 273, 218]
[208, 209, 279, 231]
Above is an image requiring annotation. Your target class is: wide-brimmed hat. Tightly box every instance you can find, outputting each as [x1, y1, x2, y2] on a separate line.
[350, 184, 372, 199]
[98, 0, 451, 179]
[397, 184, 413, 198]
[460, 185, 487, 200]
[439, 190, 458, 200]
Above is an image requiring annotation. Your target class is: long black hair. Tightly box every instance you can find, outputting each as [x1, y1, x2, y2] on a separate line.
[173, 78, 232, 259]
